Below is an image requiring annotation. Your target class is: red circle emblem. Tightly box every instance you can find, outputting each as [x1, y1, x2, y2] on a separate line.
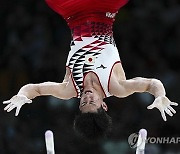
[88, 58, 93, 62]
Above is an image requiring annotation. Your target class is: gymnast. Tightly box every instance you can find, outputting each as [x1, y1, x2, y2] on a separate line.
[3, 0, 178, 142]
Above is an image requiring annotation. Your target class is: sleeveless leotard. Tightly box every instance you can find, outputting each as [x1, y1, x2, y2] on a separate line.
[45, 0, 128, 98]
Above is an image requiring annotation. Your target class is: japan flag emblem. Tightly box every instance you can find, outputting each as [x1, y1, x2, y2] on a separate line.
[85, 55, 95, 64]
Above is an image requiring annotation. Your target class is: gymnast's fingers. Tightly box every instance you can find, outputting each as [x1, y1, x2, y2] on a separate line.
[160, 110, 167, 121]
[167, 105, 176, 114]
[170, 102, 178, 106]
[164, 108, 173, 117]
[4, 103, 13, 111]
[7, 104, 16, 112]
[3, 100, 11, 104]
[15, 106, 21, 116]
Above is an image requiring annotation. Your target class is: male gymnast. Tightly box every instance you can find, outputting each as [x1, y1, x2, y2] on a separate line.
[3, 0, 178, 142]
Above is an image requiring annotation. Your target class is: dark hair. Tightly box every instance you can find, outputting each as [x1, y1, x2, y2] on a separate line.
[73, 107, 112, 143]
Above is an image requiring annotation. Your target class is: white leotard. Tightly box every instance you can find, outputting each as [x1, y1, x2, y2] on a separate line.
[66, 33, 121, 98]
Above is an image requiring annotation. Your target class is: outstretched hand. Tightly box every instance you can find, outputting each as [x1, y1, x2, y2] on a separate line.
[147, 96, 178, 121]
[3, 95, 32, 116]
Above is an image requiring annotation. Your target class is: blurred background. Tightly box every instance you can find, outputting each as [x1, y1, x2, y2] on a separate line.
[0, 0, 180, 153]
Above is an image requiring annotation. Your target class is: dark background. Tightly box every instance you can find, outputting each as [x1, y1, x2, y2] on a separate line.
[0, 0, 180, 153]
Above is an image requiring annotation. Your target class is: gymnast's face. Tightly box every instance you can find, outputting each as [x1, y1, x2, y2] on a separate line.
[79, 89, 108, 113]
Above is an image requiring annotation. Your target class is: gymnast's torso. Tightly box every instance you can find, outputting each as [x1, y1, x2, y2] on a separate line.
[45, 0, 128, 98]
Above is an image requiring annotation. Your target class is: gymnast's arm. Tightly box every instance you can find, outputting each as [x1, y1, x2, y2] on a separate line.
[113, 77, 165, 98]
[3, 69, 75, 116]
[17, 81, 71, 100]
[112, 77, 178, 121]
[18, 67, 75, 99]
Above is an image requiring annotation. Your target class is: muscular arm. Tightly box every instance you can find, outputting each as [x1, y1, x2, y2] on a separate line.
[3, 81, 72, 116]
[114, 77, 166, 98]
[17, 68, 75, 100]
[18, 81, 70, 100]
[3, 68, 76, 116]
[113, 77, 177, 121]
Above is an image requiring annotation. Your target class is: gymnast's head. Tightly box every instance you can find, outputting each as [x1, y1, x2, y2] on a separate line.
[73, 89, 112, 142]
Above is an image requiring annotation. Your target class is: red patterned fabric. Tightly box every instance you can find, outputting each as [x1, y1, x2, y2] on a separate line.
[45, 0, 128, 28]
[71, 22, 113, 38]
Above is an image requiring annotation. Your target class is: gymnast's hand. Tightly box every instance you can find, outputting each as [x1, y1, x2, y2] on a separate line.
[147, 96, 178, 121]
[3, 95, 32, 116]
